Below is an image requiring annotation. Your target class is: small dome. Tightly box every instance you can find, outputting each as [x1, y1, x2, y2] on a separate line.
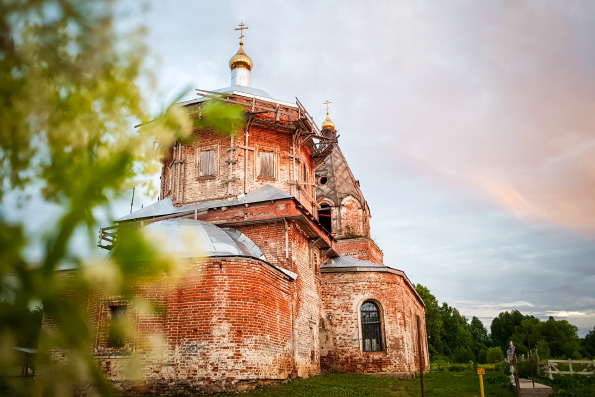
[229, 43, 253, 71]
[139, 219, 264, 260]
[322, 114, 335, 130]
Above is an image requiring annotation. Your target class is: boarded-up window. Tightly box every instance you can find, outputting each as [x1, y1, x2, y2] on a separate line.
[259, 151, 275, 178]
[200, 150, 215, 176]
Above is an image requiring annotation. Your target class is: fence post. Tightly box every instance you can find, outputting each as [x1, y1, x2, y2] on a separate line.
[568, 359, 573, 375]
[513, 354, 521, 397]
[416, 315, 425, 397]
[547, 360, 553, 380]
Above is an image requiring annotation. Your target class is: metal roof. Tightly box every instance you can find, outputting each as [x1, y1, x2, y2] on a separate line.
[141, 219, 253, 259]
[222, 227, 266, 261]
[108, 218, 297, 280]
[118, 184, 293, 222]
[179, 85, 301, 108]
[122, 219, 268, 261]
[321, 255, 385, 269]
[320, 256, 424, 307]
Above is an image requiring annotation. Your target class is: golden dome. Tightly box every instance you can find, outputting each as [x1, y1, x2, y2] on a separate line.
[229, 42, 253, 71]
[322, 114, 335, 130]
[321, 100, 335, 130]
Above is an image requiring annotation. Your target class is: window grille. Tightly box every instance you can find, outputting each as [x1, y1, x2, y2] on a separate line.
[361, 301, 383, 352]
[200, 150, 215, 176]
[259, 151, 275, 178]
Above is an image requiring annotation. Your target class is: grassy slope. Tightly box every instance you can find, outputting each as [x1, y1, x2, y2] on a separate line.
[212, 371, 515, 397]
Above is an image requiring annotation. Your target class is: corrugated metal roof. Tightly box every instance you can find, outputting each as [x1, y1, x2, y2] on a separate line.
[321, 255, 385, 268]
[118, 184, 293, 222]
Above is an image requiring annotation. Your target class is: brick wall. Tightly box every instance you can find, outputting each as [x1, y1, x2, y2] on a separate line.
[235, 220, 325, 378]
[339, 195, 365, 237]
[287, 222, 322, 377]
[319, 270, 429, 374]
[84, 257, 295, 393]
[161, 104, 317, 214]
[336, 237, 384, 265]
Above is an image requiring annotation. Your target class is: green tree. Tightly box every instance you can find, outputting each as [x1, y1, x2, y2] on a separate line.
[470, 316, 489, 345]
[439, 303, 476, 361]
[490, 310, 526, 350]
[0, 1, 242, 395]
[452, 346, 475, 363]
[469, 316, 490, 363]
[541, 317, 581, 359]
[509, 316, 542, 357]
[581, 326, 595, 358]
[416, 284, 444, 357]
[536, 338, 551, 361]
[486, 346, 504, 363]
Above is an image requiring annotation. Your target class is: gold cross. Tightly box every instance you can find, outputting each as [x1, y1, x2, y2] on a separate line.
[235, 22, 249, 43]
[323, 100, 331, 115]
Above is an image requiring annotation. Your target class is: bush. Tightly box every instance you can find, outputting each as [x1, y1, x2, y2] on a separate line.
[543, 375, 595, 397]
[429, 360, 474, 372]
[453, 347, 475, 363]
[485, 371, 513, 389]
[449, 362, 474, 372]
[486, 346, 505, 363]
[494, 362, 512, 376]
[516, 359, 538, 378]
[536, 339, 551, 360]
[478, 348, 487, 364]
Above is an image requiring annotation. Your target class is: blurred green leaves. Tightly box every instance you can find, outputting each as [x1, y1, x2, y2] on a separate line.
[0, 0, 244, 395]
[195, 98, 246, 136]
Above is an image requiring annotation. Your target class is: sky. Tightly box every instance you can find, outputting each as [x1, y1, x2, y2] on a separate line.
[5, 1, 591, 335]
[110, 0, 595, 336]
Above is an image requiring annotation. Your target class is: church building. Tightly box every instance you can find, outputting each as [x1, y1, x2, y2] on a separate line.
[92, 24, 429, 393]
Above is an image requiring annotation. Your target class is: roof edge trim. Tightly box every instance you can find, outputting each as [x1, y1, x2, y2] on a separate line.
[320, 266, 425, 307]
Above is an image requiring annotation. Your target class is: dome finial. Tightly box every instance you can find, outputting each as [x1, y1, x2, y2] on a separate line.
[236, 22, 248, 46]
[322, 100, 336, 130]
[229, 22, 253, 72]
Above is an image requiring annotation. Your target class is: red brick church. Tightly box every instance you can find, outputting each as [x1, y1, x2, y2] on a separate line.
[94, 25, 429, 393]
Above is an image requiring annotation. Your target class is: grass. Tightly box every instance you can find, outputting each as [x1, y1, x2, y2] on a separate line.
[211, 371, 515, 397]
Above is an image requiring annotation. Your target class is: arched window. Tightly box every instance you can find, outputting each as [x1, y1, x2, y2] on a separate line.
[361, 301, 383, 352]
[318, 203, 332, 233]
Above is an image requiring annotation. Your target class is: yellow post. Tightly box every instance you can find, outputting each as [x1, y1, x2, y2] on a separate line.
[477, 368, 485, 397]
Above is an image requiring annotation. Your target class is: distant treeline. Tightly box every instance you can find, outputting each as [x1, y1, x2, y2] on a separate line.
[416, 284, 595, 363]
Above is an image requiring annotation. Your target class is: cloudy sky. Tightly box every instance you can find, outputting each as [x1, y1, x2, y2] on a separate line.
[114, 1, 595, 334]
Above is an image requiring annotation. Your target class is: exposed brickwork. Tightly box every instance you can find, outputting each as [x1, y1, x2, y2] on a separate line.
[66, 88, 429, 393]
[336, 237, 384, 265]
[319, 270, 429, 374]
[92, 257, 296, 393]
[161, 100, 317, 214]
[316, 145, 372, 240]
[286, 221, 322, 377]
